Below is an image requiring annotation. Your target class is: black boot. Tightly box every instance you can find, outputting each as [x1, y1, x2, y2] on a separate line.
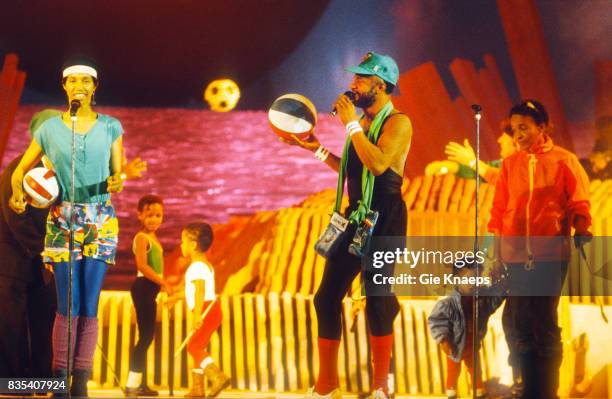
[70, 369, 91, 397]
[52, 369, 68, 398]
[518, 352, 538, 399]
[510, 365, 523, 398]
[537, 353, 562, 399]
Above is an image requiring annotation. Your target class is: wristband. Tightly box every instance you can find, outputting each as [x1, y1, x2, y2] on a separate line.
[345, 121, 363, 136]
[314, 146, 330, 162]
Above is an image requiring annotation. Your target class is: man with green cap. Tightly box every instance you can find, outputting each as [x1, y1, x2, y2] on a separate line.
[282, 52, 412, 399]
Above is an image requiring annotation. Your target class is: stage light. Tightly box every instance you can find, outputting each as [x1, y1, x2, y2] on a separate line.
[204, 79, 240, 112]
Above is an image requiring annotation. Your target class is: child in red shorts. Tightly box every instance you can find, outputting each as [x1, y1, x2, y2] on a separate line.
[181, 222, 229, 398]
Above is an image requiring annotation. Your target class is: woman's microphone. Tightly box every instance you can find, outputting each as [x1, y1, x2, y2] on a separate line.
[330, 91, 356, 116]
[70, 99, 81, 117]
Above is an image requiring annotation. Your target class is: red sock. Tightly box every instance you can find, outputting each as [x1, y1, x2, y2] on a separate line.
[370, 334, 394, 394]
[315, 338, 340, 395]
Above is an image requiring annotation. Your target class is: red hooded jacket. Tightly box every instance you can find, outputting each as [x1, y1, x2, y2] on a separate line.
[488, 135, 591, 262]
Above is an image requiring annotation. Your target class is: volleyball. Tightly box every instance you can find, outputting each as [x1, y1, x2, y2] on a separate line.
[268, 94, 317, 140]
[23, 167, 59, 208]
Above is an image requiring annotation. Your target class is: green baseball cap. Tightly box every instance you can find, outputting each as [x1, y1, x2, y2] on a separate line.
[345, 52, 399, 86]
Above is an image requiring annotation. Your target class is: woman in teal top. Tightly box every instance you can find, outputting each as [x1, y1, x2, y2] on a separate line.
[9, 56, 124, 397]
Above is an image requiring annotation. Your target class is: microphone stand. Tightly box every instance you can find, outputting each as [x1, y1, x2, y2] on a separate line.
[471, 104, 481, 399]
[67, 106, 78, 396]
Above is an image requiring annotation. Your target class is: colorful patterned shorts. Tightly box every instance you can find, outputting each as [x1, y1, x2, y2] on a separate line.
[44, 200, 119, 264]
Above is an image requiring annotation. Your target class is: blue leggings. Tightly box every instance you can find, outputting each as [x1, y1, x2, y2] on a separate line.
[53, 257, 108, 317]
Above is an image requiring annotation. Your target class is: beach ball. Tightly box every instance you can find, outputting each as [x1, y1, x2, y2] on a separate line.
[268, 93, 317, 140]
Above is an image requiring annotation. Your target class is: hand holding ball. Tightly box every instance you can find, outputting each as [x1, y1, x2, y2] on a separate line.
[23, 167, 59, 208]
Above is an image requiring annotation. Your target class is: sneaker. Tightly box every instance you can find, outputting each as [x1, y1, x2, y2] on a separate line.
[305, 386, 342, 398]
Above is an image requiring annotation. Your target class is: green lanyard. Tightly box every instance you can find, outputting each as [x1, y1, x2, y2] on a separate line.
[333, 101, 394, 224]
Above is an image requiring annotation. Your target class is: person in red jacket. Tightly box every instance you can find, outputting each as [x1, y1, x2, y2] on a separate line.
[489, 100, 591, 399]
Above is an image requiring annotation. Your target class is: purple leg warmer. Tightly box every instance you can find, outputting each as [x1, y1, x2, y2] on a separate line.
[52, 313, 78, 370]
[74, 316, 99, 370]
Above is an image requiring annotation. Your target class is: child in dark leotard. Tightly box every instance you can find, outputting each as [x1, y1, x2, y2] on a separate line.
[125, 195, 174, 397]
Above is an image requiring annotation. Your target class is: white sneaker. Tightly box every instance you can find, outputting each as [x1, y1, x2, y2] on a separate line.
[305, 386, 342, 398]
[366, 388, 389, 399]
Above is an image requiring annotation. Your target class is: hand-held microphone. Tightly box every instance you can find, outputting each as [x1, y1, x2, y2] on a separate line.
[70, 100, 81, 117]
[330, 91, 356, 116]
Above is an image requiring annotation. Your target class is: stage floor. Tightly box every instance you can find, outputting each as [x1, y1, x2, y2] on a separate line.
[0, 390, 449, 398]
[87, 392, 447, 398]
[88, 394, 585, 399]
[0, 391, 585, 399]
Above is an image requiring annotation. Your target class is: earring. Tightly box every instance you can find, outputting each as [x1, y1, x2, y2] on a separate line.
[91, 92, 97, 106]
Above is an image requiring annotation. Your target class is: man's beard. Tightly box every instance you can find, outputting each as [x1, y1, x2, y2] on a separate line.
[354, 87, 376, 109]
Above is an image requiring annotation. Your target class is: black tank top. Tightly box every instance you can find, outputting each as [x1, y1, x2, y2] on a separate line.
[346, 113, 405, 206]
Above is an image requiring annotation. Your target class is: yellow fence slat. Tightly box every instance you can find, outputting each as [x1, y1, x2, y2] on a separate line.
[355, 301, 370, 392]
[559, 296, 572, 397]
[243, 294, 258, 391]
[120, 295, 132, 386]
[185, 299, 194, 386]
[414, 308, 432, 395]
[457, 355, 470, 396]
[282, 292, 298, 391]
[343, 299, 358, 393]
[269, 292, 284, 392]
[106, 295, 119, 389]
[295, 294, 310, 390]
[232, 295, 246, 390]
[483, 327, 498, 381]
[425, 308, 443, 394]
[309, 296, 319, 386]
[393, 305, 406, 394]
[403, 304, 418, 394]
[160, 294, 170, 388]
[220, 295, 232, 382]
[256, 294, 269, 391]
[173, 299, 185, 389]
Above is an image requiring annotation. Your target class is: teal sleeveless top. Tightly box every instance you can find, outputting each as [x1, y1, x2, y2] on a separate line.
[132, 232, 164, 275]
